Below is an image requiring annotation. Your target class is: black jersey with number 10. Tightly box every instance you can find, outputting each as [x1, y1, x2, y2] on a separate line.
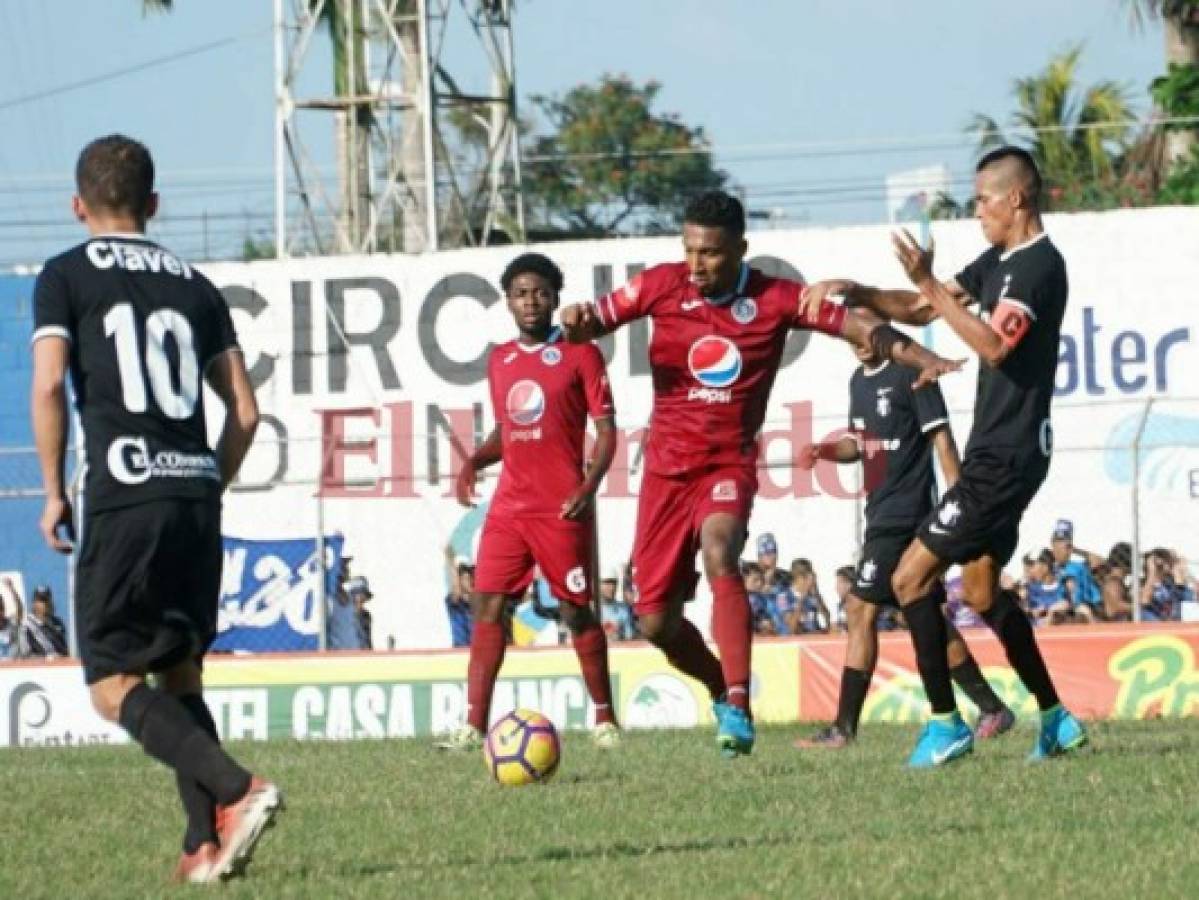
[32, 234, 238, 513]
[954, 233, 1067, 466]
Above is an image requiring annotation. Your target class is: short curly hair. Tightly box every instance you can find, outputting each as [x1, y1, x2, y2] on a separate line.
[500, 252, 564, 295]
[683, 190, 745, 238]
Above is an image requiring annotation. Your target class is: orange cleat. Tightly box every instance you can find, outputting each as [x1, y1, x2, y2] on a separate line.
[210, 777, 283, 881]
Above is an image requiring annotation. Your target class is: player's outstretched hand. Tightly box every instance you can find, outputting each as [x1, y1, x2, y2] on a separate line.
[912, 355, 966, 390]
[559, 487, 593, 521]
[892, 229, 935, 286]
[40, 495, 75, 554]
[559, 303, 596, 343]
[795, 443, 820, 470]
[799, 279, 855, 320]
[455, 462, 478, 508]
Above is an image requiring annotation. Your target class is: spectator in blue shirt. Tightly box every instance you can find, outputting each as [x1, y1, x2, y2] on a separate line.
[788, 558, 830, 634]
[1140, 549, 1188, 622]
[745, 563, 788, 635]
[444, 548, 474, 647]
[599, 566, 635, 641]
[328, 559, 366, 650]
[1026, 549, 1071, 626]
[1050, 520, 1104, 623]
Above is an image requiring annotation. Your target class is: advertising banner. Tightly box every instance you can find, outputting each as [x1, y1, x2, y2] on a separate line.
[2, 625, 1198, 748]
[213, 534, 346, 652]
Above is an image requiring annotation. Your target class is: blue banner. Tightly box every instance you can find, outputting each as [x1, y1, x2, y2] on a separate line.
[213, 534, 345, 652]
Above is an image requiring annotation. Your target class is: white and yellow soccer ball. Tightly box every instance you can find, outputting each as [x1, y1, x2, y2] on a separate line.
[484, 709, 561, 786]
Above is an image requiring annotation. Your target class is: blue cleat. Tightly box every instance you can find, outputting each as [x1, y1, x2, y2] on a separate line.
[715, 703, 755, 758]
[1029, 705, 1088, 762]
[907, 712, 974, 769]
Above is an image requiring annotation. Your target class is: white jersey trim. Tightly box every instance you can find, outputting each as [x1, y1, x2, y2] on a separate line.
[31, 325, 72, 346]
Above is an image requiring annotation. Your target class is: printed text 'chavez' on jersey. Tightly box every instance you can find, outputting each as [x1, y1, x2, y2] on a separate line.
[32, 235, 238, 513]
[594, 262, 845, 477]
[955, 232, 1068, 466]
[487, 329, 614, 518]
[848, 360, 949, 531]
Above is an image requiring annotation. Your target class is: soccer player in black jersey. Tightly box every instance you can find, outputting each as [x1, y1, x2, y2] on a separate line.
[802, 147, 1087, 767]
[31, 136, 280, 881]
[793, 343, 1013, 749]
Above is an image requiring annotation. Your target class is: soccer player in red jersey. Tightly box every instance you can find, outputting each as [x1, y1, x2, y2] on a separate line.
[438, 253, 621, 751]
[559, 191, 962, 757]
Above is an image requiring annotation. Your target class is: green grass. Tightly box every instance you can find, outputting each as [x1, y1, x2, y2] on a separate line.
[3, 719, 1198, 898]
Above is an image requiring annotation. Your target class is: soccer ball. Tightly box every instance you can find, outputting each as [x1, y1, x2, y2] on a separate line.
[484, 709, 561, 786]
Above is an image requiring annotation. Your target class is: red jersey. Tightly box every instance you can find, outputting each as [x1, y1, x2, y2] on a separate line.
[594, 261, 845, 477]
[487, 329, 614, 518]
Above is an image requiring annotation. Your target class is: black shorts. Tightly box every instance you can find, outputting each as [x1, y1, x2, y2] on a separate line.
[852, 527, 914, 608]
[918, 451, 1046, 568]
[76, 498, 222, 685]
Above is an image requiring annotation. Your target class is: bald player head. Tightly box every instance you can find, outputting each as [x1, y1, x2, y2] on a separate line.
[972, 146, 1043, 249]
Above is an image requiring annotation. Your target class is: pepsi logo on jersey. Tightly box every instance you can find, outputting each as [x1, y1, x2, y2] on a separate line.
[687, 336, 741, 404]
[506, 379, 545, 441]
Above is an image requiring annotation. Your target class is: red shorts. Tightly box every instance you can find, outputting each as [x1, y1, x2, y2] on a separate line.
[474, 514, 594, 605]
[631, 465, 757, 616]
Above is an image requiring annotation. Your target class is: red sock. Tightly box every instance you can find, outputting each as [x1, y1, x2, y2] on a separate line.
[572, 623, 616, 726]
[658, 616, 726, 701]
[466, 621, 506, 732]
[710, 573, 752, 713]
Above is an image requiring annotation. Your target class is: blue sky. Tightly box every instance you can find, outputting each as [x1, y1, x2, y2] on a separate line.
[0, 0, 1166, 266]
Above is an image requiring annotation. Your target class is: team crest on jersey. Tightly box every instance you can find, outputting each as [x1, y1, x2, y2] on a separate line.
[506, 379, 545, 425]
[566, 566, 587, 594]
[541, 347, 562, 366]
[876, 388, 892, 417]
[731, 297, 757, 324]
[688, 336, 742, 388]
[711, 479, 738, 502]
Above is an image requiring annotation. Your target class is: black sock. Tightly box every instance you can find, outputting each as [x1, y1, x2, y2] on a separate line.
[903, 594, 956, 715]
[834, 667, 871, 736]
[949, 659, 1003, 715]
[176, 694, 219, 853]
[119, 683, 252, 806]
[981, 591, 1060, 711]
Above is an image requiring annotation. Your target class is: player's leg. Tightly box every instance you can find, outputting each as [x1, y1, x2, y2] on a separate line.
[533, 518, 619, 739]
[944, 616, 1014, 739]
[959, 555, 1087, 759]
[449, 516, 533, 748]
[699, 511, 752, 716]
[631, 470, 726, 702]
[892, 540, 973, 767]
[796, 594, 879, 749]
[157, 659, 219, 876]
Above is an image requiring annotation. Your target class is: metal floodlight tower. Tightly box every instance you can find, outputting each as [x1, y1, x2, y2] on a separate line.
[273, 0, 525, 257]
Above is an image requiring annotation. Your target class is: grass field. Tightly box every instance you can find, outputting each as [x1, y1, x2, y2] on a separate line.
[4, 718, 1198, 899]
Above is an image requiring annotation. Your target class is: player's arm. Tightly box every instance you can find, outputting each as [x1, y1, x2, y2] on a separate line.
[456, 426, 501, 508]
[561, 416, 616, 521]
[800, 278, 972, 326]
[31, 337, 74, 553]
[797, 436, 861, 470]
[929, 425, 961, 489]
[841, 307, 964, 389]
[562, 269, 660, 342]
[892, 230, 1023, 368]
[205, 350, 260, 489]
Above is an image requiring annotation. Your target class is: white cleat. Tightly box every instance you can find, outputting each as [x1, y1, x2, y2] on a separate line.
[592, 721, 622, 750]
[435, 725, 484, 752]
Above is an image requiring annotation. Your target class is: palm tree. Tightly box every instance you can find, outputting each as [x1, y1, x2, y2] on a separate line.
[968, 46, 1136, 208]
[1118, 1, 1199, 165]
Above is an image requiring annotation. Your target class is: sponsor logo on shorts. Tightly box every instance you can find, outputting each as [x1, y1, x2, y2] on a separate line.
[938, 500, 962, 528]
[712, 479, 738, 502]
[565, 566, 587, 594]
[731, 297, 757, 324]
[107, 435, 219, 485]
[541, 347, 562, 366]
[506, 379, 545, 426]
[858, 559, 877, 586]
[624, 674, 699, 729]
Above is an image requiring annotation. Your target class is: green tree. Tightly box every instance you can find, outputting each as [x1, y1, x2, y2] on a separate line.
[968, 46, 1140, 210]
[523, 75, 727, 236]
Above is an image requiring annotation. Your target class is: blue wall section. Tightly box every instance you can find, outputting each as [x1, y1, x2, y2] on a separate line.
[0, 274, 72, 630]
